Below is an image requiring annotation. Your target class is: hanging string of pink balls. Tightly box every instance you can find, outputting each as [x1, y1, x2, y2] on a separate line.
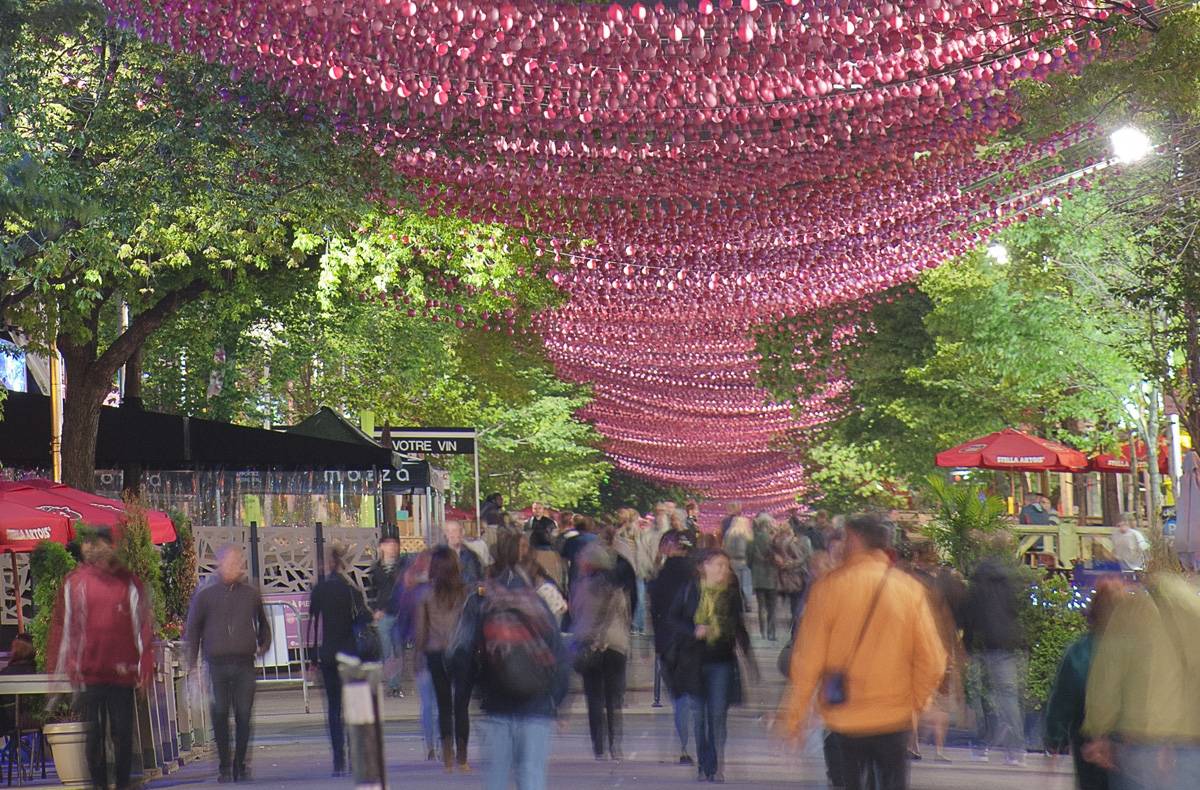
[101, 0, 1144, 520]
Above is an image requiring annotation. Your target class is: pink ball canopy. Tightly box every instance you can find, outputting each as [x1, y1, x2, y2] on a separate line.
[101, 0, 1133, 517]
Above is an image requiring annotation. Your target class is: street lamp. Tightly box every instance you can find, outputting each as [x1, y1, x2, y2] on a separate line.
[1110, 125, 1152, 165]
[986, 242, 1010, 264]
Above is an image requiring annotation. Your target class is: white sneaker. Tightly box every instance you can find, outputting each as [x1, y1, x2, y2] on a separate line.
[1004, 754, 1027, 767]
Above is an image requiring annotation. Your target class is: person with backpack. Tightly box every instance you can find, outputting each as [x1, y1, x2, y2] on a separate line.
[307, 545, 370, 777]
[448, 530, 569, 790]
[417, 546, 471, 773]
[666, 548, 756, 783]
[773, 522, 811, 627]
[571, 543, 632, 761]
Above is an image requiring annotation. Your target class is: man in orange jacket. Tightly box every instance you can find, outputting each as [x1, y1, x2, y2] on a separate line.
[777, 514, 946, 790]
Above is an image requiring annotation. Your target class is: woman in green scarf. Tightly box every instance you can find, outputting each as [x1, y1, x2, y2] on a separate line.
[666, 549, 756, 783]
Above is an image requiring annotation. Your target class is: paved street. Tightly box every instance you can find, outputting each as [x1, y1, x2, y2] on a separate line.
[160, 637, 1073, 790]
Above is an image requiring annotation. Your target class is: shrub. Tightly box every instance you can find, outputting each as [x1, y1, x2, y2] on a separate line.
[117, 495, 166, 633]
[922, 475, 1009, 574]
[161, 513, 197, 640]
[1019, 571, 1087, 711]
[29, 541, 76, 671]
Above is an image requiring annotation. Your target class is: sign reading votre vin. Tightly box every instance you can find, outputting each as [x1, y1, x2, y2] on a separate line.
[372, 427, 477, 455]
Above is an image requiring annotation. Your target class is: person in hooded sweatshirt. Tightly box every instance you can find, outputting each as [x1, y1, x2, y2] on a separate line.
[649, 530, 697, 766]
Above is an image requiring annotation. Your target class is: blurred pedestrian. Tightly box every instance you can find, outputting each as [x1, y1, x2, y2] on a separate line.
[778, 515, 946, 790]
[0, 634, 36, 736]
[620, 508, 652, 634]
[185, 545, 272, 783]
[48, 527, 154, 790]
[307, 545, 369, 776]
[650, 530, 697, 766]
[522, 535, 569, 627]
[773, 522, 811, 626]
[1045, 580, 1123, 790]
[418, 546, 471, 773]
[749, 513, 781, 641]
[719, 502, 742, 539]
[448, 530, 569, 790]
[571, 543, 632, 761]
[685, 500, 702, 539]
[561, 514, 598, 592]
[907, 541, 966, 762]
[722, 516, 753, 610]
[667, 548, 756, 782]
[368, 536, 406, 697]
[531, 518, 566, 592]
[598, 518, 638, 619]
[525, 502, 556, 536]
[1082, 573, 1200, 790]
[963, 542, 1027, 765]
[393, 551, 439, 761]
[444, 520, 484, 585]
[1110, 515, 1149, 573]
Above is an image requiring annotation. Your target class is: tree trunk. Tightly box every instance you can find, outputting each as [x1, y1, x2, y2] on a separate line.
[1100, 472, 1121, 526]
[1146, 387, 1163, 532]
[1073, 474, 1090, 523]
[121, 343, 144, 498]
[58, 340, 110, 492]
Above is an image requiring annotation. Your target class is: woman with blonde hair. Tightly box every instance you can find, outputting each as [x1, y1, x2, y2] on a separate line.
[722, 516, 754, 609]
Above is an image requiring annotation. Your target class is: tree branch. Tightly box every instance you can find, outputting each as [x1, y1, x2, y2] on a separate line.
[94, 277, 213, 376]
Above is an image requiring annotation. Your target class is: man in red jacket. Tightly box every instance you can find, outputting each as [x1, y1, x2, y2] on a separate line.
[48, 528, 154, 790]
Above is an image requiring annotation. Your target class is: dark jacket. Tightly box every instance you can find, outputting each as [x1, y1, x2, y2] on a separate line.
[185, 577, 271, 666]
[665, 581, 752, 701]
[368, 558, 405, 615]
[1045, 633, 1109, 790]
[447, 568, 569, 718]
[649, 556, 693, 656]
[449, 545, 484, 586]
[748, 527, 780, 591]
[963, 559, 1024, 652]
[308, 574, 368, 665]
[610, 551, 639, 618]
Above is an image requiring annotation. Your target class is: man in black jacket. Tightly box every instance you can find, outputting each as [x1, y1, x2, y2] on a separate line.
[963, 555, 1026, 765]
[185, 546, 272, 783]
[368, 536, 406, 697]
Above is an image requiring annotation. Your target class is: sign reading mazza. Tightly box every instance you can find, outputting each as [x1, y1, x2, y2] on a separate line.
[372, 427, 477, 455]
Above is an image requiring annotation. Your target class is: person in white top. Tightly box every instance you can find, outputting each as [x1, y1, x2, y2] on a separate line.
[1111, 515, 1150, 572]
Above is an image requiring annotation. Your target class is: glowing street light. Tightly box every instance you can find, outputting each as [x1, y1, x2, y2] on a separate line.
[986, 242, 1010, 264]
[1110, 125, 1153, 165]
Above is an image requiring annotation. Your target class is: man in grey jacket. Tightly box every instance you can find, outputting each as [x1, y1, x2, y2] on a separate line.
[185, 546, 272, 783]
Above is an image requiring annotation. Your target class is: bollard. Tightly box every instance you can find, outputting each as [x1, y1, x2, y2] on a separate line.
[338, 655, 386, 790]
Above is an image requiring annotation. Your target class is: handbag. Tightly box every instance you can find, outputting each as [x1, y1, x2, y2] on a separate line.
[350, 581, 383, 662]
[819, 568, 891, 707]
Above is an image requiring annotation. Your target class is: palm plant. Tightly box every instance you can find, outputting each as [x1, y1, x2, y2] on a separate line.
[922, 475, 1010, 573]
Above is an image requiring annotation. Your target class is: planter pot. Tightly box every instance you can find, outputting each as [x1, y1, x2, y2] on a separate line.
[44, 722, 90, 788]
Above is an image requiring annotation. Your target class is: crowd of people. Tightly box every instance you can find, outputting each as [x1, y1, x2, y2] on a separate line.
[21, 499, 1199, 790]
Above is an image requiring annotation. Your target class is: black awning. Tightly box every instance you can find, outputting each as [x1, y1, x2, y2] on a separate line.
[0, 391, 397, 470]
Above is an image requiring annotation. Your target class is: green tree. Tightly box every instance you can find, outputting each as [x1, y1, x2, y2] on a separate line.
[29, 540, 75, 670]
[0, 0, 390, 488]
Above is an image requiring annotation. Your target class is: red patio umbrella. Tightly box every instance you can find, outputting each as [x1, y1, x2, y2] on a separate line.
[445, 505, 475, 521]
[0, 502, 73, 632]
[1089, 438, 1170, 474]
[936, 428, 1089, 472]
[0, 480, 176, 544]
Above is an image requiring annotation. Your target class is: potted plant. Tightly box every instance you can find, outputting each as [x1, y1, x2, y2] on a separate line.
[30, 541, 88, 787]
[41, 699, 89, 788]
[921, 474, 1009, 573]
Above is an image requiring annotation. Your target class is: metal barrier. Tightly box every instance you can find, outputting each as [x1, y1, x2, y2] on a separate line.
[256, 600, 311, 713]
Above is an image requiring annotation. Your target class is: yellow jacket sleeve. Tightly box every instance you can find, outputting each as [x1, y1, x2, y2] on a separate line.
[779, 578, 830, 736]
[909, 586, 948, 713]
[1081, 604, 1128, 739]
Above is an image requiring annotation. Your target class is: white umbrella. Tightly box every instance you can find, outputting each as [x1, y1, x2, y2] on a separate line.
[1175, 450, 1200, 570]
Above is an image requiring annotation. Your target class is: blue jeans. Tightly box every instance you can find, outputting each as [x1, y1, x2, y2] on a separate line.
[733, 565, 753, 608]
[483, 715, 553, 790]
[972, 651, 1024, 756]
[417, 669, 437, 753]
[673, 692, 694, 754]
[1115, 743, 1200, 790]
[633, 578, 647, 633]
[376, 614, 402, 692]
[695, 661, 734, 778]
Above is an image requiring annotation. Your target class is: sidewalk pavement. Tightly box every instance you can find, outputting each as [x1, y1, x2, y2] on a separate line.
[162, 634, 1073, 790]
